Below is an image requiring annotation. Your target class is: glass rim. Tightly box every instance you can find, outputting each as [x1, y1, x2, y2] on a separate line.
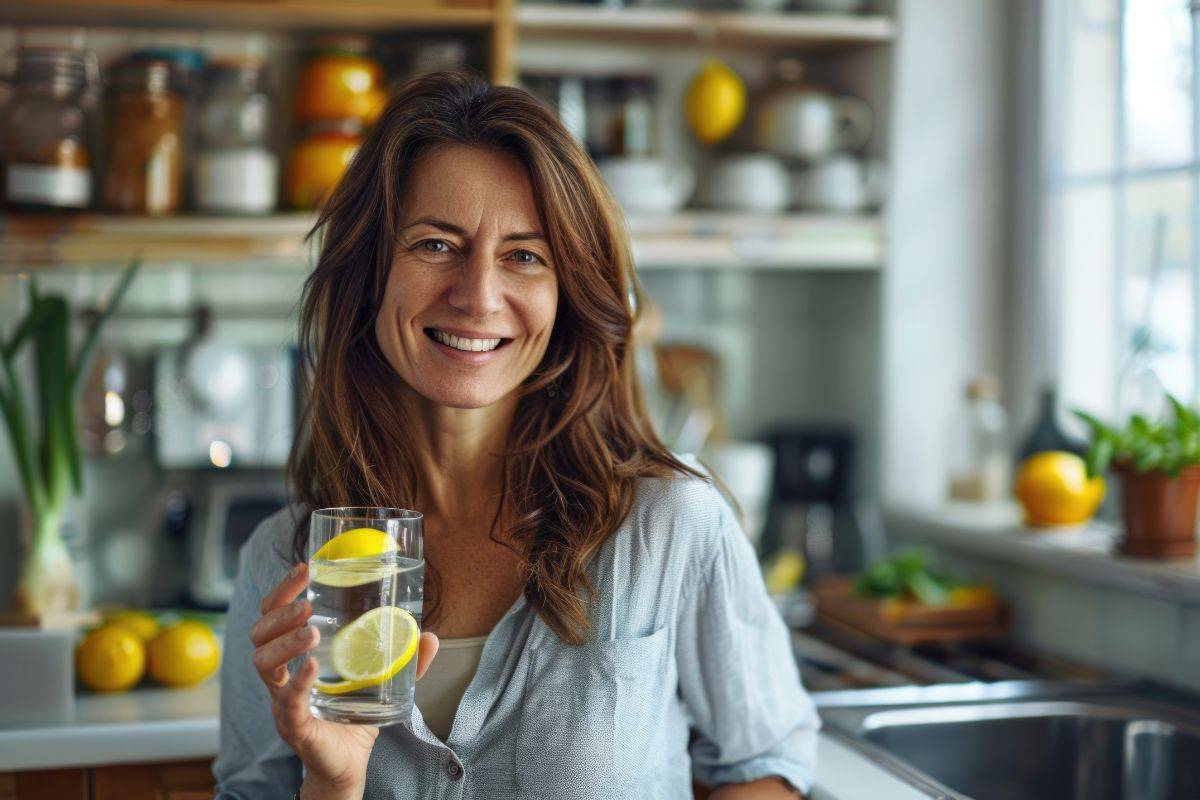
[312, 506, 424, 522]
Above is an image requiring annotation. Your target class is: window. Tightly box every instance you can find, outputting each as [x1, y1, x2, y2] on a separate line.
[1045, 0, 1198, 420]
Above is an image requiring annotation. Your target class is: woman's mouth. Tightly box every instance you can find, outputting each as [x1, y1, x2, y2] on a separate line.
[425, 328, 512, 353]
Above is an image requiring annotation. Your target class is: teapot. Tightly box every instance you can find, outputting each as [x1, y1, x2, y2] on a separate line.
[755, 58, 873, 161]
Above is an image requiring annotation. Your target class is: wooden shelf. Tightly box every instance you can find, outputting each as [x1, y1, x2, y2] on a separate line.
[0, 0, 497, 32]
[0, 211, 881, 272]
[515, 5, 896, 48]
[628, 211, 882, 270]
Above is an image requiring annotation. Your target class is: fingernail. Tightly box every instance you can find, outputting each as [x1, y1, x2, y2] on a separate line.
[290, 563, 303, 578]
[295, 626, 312, 643]
[292, 599, 306, 615]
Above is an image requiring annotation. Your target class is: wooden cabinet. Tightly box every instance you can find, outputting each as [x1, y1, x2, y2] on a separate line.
[0, 760, 214, 800]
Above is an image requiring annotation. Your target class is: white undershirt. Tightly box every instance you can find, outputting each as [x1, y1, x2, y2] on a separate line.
[413, 635, 489, 741]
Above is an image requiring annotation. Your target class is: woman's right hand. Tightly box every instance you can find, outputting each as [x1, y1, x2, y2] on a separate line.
[250, 562, 439, 799]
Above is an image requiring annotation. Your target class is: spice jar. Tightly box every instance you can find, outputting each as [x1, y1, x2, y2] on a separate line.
[103, 57, 186, 215]
[285, 119, 362, 210]
[1, 47, 96, 211]
[194, 58, 278, 214]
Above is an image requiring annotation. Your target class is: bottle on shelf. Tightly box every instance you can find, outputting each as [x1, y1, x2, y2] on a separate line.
[947, 374, 1010, 503]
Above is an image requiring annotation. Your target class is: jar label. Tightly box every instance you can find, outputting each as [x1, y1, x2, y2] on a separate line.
[7, 163, 91, 207]
[195, 149, 279, 213]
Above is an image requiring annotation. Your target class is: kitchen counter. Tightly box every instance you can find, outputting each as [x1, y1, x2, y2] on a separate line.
[0, 681, 920, 798]
[0, 682, 219, 771]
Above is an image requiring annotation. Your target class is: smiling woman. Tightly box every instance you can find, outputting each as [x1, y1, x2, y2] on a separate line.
[213, 70, 819, 800]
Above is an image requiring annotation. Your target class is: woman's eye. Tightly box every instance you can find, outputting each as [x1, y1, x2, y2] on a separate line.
[512, 249, 543, 265]
[421, 239, 450, 254]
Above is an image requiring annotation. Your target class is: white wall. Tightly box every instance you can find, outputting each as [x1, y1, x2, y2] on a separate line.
[882, 0, 1012, 503]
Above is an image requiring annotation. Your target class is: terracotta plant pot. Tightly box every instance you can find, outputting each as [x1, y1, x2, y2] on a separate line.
[1113, 462, 1200, 558]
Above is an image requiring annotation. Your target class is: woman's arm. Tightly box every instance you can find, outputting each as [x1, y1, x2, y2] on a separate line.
[710, 776, 805, 799]
[674, 482, 820, 796]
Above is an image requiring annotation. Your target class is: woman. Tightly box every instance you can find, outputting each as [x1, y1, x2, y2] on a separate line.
[214, 70, 819, 800]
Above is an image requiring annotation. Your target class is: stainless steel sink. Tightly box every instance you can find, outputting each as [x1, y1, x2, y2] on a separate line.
[816, 681, 1200, 800]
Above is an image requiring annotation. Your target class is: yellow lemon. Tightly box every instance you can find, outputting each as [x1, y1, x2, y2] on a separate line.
[104, 609, 160, 643]
[76, 624, 146, 693]
[685, 59, 747, 146]
[764, 550, 806, 595]
[315, 606, 420, 695]
[147, 621, 221, 687]
[311, 528, 401, 588]
[1014, 451, 1106, 527]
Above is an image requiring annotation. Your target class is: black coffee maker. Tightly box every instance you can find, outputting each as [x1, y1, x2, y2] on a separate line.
[761, 426, 863, 581]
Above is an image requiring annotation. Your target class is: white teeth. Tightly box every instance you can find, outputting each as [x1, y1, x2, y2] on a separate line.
[431, 329, 502, 352]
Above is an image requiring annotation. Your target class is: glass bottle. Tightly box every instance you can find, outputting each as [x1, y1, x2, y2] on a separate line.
[194, 58, 278, 214]
[948, 375, 1010, 502]
[2, 47, 96, 211]
[103, 57, 186, 215]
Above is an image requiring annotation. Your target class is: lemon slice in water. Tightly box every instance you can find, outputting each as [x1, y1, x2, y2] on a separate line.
[311, 528, 401, 588]
[314, 606, 419, 695]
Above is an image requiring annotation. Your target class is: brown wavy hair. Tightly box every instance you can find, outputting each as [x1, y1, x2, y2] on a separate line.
[286, 70, 701, 645]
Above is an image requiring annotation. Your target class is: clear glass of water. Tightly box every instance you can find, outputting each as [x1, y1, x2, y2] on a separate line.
[307, 507, 424, 725]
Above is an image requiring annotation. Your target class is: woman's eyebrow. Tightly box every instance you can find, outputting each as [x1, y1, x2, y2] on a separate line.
[402, 217, 546, 242]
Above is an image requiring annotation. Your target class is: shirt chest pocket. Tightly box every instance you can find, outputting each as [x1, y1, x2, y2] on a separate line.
[514, 625, 673, 798]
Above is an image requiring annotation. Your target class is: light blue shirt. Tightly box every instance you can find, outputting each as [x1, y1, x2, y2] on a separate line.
[214, 455, 820, 799]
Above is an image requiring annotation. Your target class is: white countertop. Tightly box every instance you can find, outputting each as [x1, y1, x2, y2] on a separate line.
[0, 681, 219, 771]
[0, 682, 923, 798]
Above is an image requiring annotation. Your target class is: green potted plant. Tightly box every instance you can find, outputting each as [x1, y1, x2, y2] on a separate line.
[1075, 395, 1200, 558]
[0, 259, 139, 624]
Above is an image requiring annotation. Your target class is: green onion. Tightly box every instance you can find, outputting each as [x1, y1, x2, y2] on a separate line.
[1, 258, 140, 619]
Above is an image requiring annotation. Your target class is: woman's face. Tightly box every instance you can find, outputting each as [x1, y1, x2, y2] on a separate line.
[376, 145, 559, 410]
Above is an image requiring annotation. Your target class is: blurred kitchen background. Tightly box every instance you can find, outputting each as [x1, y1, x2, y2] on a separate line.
[5, 0, 1200, 796]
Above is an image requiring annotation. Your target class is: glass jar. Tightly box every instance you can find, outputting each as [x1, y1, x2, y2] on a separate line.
[194, 58, 278, 214]
[130, 47, 206, 210]
[285, 118, 362, 211]
[103, 57, 186, 215]
[1, 47, 96, 211]
[294, 36, 387, 125]
[947, 375, 1011, 502]
[609, 75, 656, 158]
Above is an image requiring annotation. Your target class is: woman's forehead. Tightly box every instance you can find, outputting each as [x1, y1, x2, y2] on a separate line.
[402, 145, 542, 233]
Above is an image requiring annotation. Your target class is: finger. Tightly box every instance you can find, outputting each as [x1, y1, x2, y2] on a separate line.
[415, 632, 439, 681]
[253, 625, 319, 690]
[250, 598, 311, 648]
[277, 655, 319, 736]
[260, 562, 309, 616]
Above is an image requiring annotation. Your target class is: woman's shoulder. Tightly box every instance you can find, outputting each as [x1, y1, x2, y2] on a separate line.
[621, 452, 744, 571]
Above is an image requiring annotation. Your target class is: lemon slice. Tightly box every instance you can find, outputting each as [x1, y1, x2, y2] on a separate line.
[312, 528, 399, 561]
[311, 528, 401, 588]
[314, 606, 419, 695]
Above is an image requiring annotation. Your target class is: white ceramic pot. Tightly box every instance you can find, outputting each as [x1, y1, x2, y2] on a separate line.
[756, 86, 873, 162]
[598, 157, 695, 214]
[793, 154, 886, 212]
[696, 153, 791, 212]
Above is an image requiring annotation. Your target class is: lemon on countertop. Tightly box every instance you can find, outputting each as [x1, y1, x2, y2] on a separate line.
[77, 623, 146, 693]
[147, 621, 221, 688]
[315, 606, 420, 695]
[685, 59, 747, 146]
[1014, 451, 1106, 527]
[103, 609, 160, 643]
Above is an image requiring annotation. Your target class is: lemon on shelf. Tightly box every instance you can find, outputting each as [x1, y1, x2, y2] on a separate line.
[147, 621, 221, 688]
[315, 606, 420, 695]
[684, 59, 747, 146]
[1014, 450, 1106, 527]
[76, 623, 146, 693]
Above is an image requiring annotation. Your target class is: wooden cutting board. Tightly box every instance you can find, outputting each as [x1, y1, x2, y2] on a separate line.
[812, 576, 1010, 646]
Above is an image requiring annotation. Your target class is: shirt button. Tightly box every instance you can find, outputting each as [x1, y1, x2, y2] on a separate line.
[446, 761, 463, 780]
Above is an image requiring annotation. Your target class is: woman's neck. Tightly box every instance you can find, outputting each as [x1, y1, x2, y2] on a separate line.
[404, 390, 518, 525]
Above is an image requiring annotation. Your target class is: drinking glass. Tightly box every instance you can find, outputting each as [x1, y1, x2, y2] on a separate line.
[306, 507, 424, 725]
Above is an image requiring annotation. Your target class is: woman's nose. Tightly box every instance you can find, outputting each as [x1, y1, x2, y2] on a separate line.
[446, 255, 505, 319]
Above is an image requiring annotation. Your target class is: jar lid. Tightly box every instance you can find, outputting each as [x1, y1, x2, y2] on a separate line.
[303, 33, 376, 59]
[107, 57, 187, 94]
[130, 47, 206, 74]
[7, 47, 90, 88]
